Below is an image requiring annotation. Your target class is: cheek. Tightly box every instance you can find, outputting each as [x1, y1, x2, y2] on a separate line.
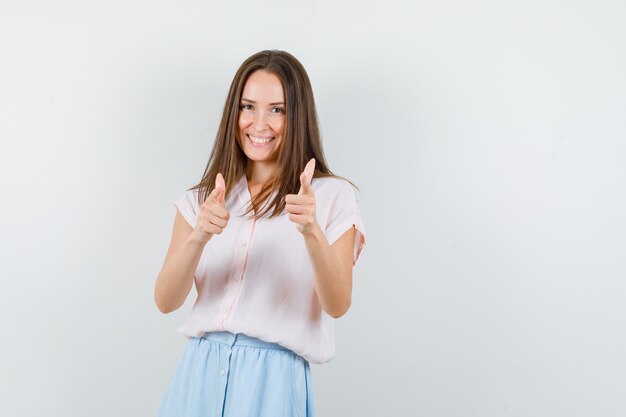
[273, 118, 285, 135]
[238, 114, 248, 129]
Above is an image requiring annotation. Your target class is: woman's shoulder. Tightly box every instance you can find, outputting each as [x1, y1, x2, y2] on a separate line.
[177, 187, 202, 211]
[311, 175, 357, 205]
[182, 186, 201, 200]
[311, 175, 353, 192]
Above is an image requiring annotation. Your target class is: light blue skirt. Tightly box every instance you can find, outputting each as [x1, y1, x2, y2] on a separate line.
[157, 331, 316, 417]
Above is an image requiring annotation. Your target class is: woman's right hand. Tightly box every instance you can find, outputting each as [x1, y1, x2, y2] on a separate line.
[191, 173, 230, 244]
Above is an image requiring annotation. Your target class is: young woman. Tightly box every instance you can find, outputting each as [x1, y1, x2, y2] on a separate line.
[155, 50, 366, 417]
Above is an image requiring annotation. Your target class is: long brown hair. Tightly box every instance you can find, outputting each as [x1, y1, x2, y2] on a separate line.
[189, 49, 356, 219]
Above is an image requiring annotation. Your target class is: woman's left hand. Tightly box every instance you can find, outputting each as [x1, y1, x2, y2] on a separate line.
[286, 158, 318, 234]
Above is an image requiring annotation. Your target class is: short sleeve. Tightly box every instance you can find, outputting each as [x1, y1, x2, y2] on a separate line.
[324, 180, 367, 265]
[173, 189, 199, 228]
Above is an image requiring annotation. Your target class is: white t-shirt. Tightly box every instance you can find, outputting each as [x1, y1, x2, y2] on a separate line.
[173, 174, 366, 364]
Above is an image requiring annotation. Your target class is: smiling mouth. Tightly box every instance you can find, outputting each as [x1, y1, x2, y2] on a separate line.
[247, 134, 275, 145]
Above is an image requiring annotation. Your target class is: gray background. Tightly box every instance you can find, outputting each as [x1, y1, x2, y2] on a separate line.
[1, 1, 625, 416]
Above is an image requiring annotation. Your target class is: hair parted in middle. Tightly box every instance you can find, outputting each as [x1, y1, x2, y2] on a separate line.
[188, 49, 354, 220]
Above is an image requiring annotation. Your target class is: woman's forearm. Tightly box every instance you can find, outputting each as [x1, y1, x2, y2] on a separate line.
[302, 224, 352, 318]
[154, 233, 206, 314]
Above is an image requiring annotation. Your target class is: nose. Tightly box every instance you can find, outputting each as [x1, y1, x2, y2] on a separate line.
[253, 112, 268, 132]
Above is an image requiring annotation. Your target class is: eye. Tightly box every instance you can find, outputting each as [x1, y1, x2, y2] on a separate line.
[272, 107, 285, 114]
[240, 104, 253, 110]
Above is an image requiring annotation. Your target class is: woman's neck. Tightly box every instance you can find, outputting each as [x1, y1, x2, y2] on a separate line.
[246, 161, 277, 185]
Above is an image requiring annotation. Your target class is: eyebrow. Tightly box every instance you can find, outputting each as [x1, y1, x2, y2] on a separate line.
[241, 97, 285, 106]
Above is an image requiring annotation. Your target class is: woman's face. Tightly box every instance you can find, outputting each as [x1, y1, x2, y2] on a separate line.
[238, 70, 286, 165]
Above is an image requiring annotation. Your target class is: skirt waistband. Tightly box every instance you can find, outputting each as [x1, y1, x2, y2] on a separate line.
[200, 331, 291, 352]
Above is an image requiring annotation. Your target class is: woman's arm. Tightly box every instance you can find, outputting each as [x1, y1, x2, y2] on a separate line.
[302, 224, 356, 318]
[285, 158, 357, 318]
[154, 211, 205, 314]
[156, 176, 229, 313]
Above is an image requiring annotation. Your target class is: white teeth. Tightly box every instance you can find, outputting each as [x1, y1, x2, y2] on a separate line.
[248, 135, 274, 144]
